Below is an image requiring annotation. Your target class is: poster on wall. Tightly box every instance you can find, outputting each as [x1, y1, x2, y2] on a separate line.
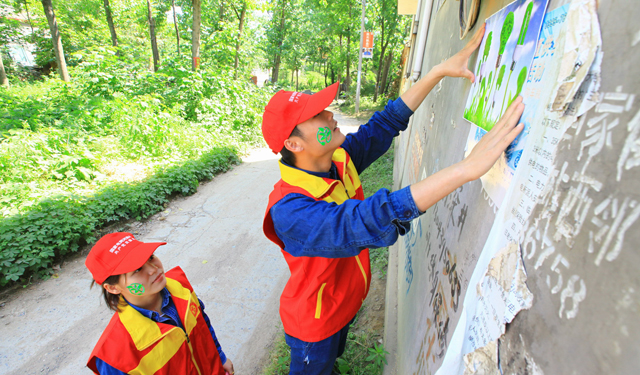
[464, 0, 548, 130]
[463, 0, 550, 208]
[436, 1, 602, 373]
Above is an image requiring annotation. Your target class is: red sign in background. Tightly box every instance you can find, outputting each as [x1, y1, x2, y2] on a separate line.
[363, 32, 374, 48]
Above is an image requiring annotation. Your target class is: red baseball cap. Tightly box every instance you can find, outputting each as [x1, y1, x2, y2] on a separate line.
[261, 82, 339, 154]
[85, 232, 166, 284]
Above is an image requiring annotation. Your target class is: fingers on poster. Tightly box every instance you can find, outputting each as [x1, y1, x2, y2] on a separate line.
[463, 0, 550, 132]
[463, 0, 550, 209]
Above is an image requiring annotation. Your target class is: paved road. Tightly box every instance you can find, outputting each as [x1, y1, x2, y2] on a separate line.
[0, 108, 363, 375]
[0, 149, 285, 375]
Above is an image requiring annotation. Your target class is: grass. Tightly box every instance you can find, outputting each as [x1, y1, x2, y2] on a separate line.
[262, 137, 395, 375]
[360, 144, 395, 278]
[262, 317, 388, 375]
[338, 95, 388, 122]
[0, 63, 270, 286]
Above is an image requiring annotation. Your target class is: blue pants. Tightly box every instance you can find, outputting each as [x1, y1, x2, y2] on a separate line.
[285, 318, 355, 375]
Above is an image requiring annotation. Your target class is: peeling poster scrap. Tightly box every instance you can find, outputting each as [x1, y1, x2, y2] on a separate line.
[468, 243, 533, 351]
[463, 340, 499, 375]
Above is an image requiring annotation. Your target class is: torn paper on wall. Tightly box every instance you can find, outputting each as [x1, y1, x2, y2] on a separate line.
[463, 340, 499, 375]
[467, 243, 533, 351]
[550, 0, 602, 112]
[564, 48, 603, 118]
[462, 243, 533, 375]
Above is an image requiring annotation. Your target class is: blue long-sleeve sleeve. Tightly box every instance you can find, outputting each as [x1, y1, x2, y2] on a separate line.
[270, 97, 420, 258]
[341, 97, 413, 173]
[270, 185, 421, 258]
[94, 358, 126, 375]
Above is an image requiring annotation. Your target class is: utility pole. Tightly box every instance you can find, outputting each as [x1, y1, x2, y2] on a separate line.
[355, 0, 366, 114]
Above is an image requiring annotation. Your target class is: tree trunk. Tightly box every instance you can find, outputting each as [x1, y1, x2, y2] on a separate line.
[103, 0, 118, 47]
[24, 0, 36, 43]
[346, 32, 351, 92]
[345, 4, 352, 92]
[323, 60, 328, 86]
[295, 68, 299, 91]
[336, 35, 342, 99]
[272, 0, 287, 83]
[172, 0, 180, 55]
[146, 0, 160, 71]
[374, 18, 386, 102]
[0, 54, 9, 87]
[233, 3, 246, 80]
[191, 0, 201, 71]
[218, 0, 225, 29]
[41, 0, 70, 81]
[380, 49, 393, 97]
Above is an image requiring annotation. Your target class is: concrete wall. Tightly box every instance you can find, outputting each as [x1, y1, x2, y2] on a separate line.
[385, 0, 640, 373]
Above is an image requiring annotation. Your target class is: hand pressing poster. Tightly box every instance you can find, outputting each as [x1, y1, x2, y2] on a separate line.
[463, 0, 550, 208]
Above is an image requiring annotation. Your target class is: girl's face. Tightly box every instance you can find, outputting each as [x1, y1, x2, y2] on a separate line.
[105, 254, 167, 300]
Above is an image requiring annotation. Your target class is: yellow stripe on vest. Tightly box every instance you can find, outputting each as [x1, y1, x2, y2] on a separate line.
[355, 256, 368, 296]
[315, 283, 327, 319]
[128, 329, 186, 374]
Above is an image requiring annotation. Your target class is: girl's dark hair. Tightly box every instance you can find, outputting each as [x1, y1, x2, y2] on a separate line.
[280, 126, 304, 167]
[91, 274, 126, 312]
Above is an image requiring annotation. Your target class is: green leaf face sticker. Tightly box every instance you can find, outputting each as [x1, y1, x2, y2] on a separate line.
[316, 127, 332, 146]
[127, 283, 145, 296]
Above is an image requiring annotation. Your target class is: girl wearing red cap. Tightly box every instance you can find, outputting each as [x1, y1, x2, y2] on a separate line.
[85, 232, 235, 375]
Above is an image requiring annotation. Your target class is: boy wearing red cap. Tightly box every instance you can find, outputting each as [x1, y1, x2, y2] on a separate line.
[262, 24, 525, 374]
[85, 232, 235, 375]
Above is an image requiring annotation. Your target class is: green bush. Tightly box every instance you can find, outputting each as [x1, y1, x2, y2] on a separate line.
[0, 52, 269, 287]
[0, 147, 239, 286]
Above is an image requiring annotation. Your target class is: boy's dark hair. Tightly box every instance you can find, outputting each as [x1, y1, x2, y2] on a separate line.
[91, 274, 127, 312]
[279, 126, 304, 167]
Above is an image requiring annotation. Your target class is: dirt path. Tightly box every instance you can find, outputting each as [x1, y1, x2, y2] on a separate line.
[0, 108, 364, 375]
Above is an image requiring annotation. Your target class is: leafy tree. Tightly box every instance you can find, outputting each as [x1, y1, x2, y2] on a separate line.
[372, 0, 396, 101]
[0, 52, 8, 86]
[103, 0, 118, 47]
[232, 0, 246, 79]
[146, 0, 159, 71]
[266, 0, 289, 82]
[40, 0, 70, 81]
[192, 0, 201, 71]
[0, 10, 22, 84]
[171, 0, 179, 54]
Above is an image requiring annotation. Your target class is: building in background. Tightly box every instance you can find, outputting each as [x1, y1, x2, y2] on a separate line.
[0, 4, 37, 67]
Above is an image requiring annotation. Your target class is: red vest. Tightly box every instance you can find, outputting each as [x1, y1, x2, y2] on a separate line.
[87, 267, 225, 375]
[263, 148, 372, 342]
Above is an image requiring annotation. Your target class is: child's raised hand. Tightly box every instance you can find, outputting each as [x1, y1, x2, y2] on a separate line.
[223, 358, 235, 374]
[460, 97, 525, 181]
[435, 23, 486, 82]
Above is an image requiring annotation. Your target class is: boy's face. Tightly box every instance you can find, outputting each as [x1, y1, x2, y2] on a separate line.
[109, 254, 167, 299]
[295, 110, 346, 156]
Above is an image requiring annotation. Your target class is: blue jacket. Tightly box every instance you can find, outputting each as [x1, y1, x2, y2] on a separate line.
[270, 97, 422, 258]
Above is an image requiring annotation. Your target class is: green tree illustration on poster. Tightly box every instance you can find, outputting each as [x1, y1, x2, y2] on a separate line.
[464, 0, 542, 131]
